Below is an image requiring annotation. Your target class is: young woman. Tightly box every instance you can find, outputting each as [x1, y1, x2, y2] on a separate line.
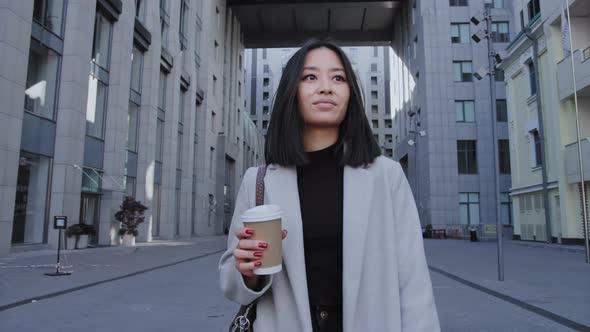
[219, 39, 439, 332]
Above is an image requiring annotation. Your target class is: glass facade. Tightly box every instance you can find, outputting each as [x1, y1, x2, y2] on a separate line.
[91, 13, 112, 70]
[459, 193, 480, 225]
[33, 0, 64, 36]
[130, 47, 143, 94]
[127, 102, 139, 152]
[85, 79, 108, 138]
[12, 152, 51, 244]
[25, 39, 60, 120]
[87, 12, 112, 139]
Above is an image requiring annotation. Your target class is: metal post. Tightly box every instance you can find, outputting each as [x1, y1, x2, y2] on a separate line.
[524, 29, 552, 244]
[485, 5, 504, 281]
[565, 1, 590, 263]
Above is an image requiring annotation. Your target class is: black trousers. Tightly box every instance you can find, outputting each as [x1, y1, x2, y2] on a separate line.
[310, 304, 343, 332]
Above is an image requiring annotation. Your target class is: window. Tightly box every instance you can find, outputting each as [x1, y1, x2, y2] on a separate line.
[33, 0, 65, 36]
[179, 89, 185, 125]
[263, 106, 269, 115]
[527, 0, 541, 20]
[212, 75, 217, 96]
[179, 0, 189, 50]
[158, 71, 167, 110]
[451, 23, 470, 43]
[413, 37, 418, 59]
[372, 105, 378, 114]
[373, 46, 378, 57]
[527, 60, 537, 96]
[211, 111, 216, 131]
[24, 38, 60, 120]
[86, 80, 108, 139]
[177, 132, 183, 168]
[371, 91, 378, 99]
[263, 64, 269, 73]
[262, 48, 267, 60]
[239, 55, 243, 69]
[156, 119, 164, 162]
[125, 176, 136, 197]
[263, 92, 269, 101]
[459, 193, 480, 225]
[238, 82, 242, 97]
[386, 134, 392, 143]
[130, 46, 143, 93]
[12, 152, 52, 244]
[210, 147, 215, 178]
[371, 76, 378, 85]
[385, 120, 392, 128]
[371, 63, 378, 71]
[263, 121, 268, 129]
[160, 14, 169, 49]
[91, 12, 112, 70]
[531, 129, 542, 167]
[450, 0, 468, 6]
[520, 10, 525, 30]
[495, 69, 505, 82]
[498, 139, 511, 174]
[372, 120, 378, 128]
[127, 102, 139, 152]
[455, 100, 475, 122]
[453, 61, 473, 82]
[496, 99, 507, 122]
[135, 0, 146, 22]
[500, 193, 512, 225]
[457, 140, 477, 174]
[492, 0, 504, 8]
[491, 22, 510, 43]
[263, 78, 270, 86]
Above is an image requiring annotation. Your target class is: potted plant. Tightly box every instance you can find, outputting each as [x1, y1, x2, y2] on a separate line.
[65, 224, 83, 249]
[115, 196, 148, 246]
[78, 223, 97, 249]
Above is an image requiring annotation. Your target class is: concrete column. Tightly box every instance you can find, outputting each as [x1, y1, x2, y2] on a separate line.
[0, 1, 34, 255]
[98, 0, 135, 246]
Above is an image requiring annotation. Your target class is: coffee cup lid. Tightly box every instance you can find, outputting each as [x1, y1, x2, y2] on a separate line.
[241, 204, 282, 223]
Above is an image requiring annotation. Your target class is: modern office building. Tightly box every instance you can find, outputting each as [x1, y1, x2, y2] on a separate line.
[500, 0, 589, 244]
[245, 46, 395, 158]
[391, 0, 514, 236]
[0, 0, 263, 256]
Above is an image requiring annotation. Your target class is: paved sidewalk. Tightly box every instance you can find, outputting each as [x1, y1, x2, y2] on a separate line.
[0, 235, 228, 309]
[424, 239, 590, 330]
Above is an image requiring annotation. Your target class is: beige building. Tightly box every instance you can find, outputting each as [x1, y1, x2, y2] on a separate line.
[501, 0, 589, 244]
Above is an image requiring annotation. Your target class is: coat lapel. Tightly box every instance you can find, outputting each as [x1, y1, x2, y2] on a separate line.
[342, 165, 374, 329]
[264, 165, 312, 330]
[265, 164, 374, 331]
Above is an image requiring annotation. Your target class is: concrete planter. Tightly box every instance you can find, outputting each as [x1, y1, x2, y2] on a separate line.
[77, 235, 88, 249]
[65, 235, 89, 249]
[66, 236, 76, 250]
[121, 234, 136, 247]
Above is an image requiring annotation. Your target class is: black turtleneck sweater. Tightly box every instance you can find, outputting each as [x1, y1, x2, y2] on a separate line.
[296, 143, 344, 306]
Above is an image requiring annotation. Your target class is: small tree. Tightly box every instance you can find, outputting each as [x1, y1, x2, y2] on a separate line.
[115, 196, 148, 237]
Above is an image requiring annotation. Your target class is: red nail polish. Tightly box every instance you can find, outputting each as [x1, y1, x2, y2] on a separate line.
[258, 242, 268, 248]
[245, 229, 254, 235]
[254, 251, 263, 257]
[255, 262, 262, 267]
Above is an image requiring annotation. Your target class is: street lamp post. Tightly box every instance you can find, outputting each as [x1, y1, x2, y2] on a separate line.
[471, 2, 504, 281]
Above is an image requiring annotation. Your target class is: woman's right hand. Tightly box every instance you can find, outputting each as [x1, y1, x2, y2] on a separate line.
[233, 227, 287, 287]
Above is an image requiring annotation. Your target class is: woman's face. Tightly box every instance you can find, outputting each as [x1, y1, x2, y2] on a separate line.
[297, 47, 350, 129]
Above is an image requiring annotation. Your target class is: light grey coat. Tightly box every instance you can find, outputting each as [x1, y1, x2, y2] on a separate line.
[219, 156, 440, 331]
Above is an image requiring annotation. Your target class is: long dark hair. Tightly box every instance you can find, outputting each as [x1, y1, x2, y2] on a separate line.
[264, 38, 381, 168]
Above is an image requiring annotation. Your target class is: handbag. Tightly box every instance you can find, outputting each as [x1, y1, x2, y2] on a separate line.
[229, 165, 267, 332]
